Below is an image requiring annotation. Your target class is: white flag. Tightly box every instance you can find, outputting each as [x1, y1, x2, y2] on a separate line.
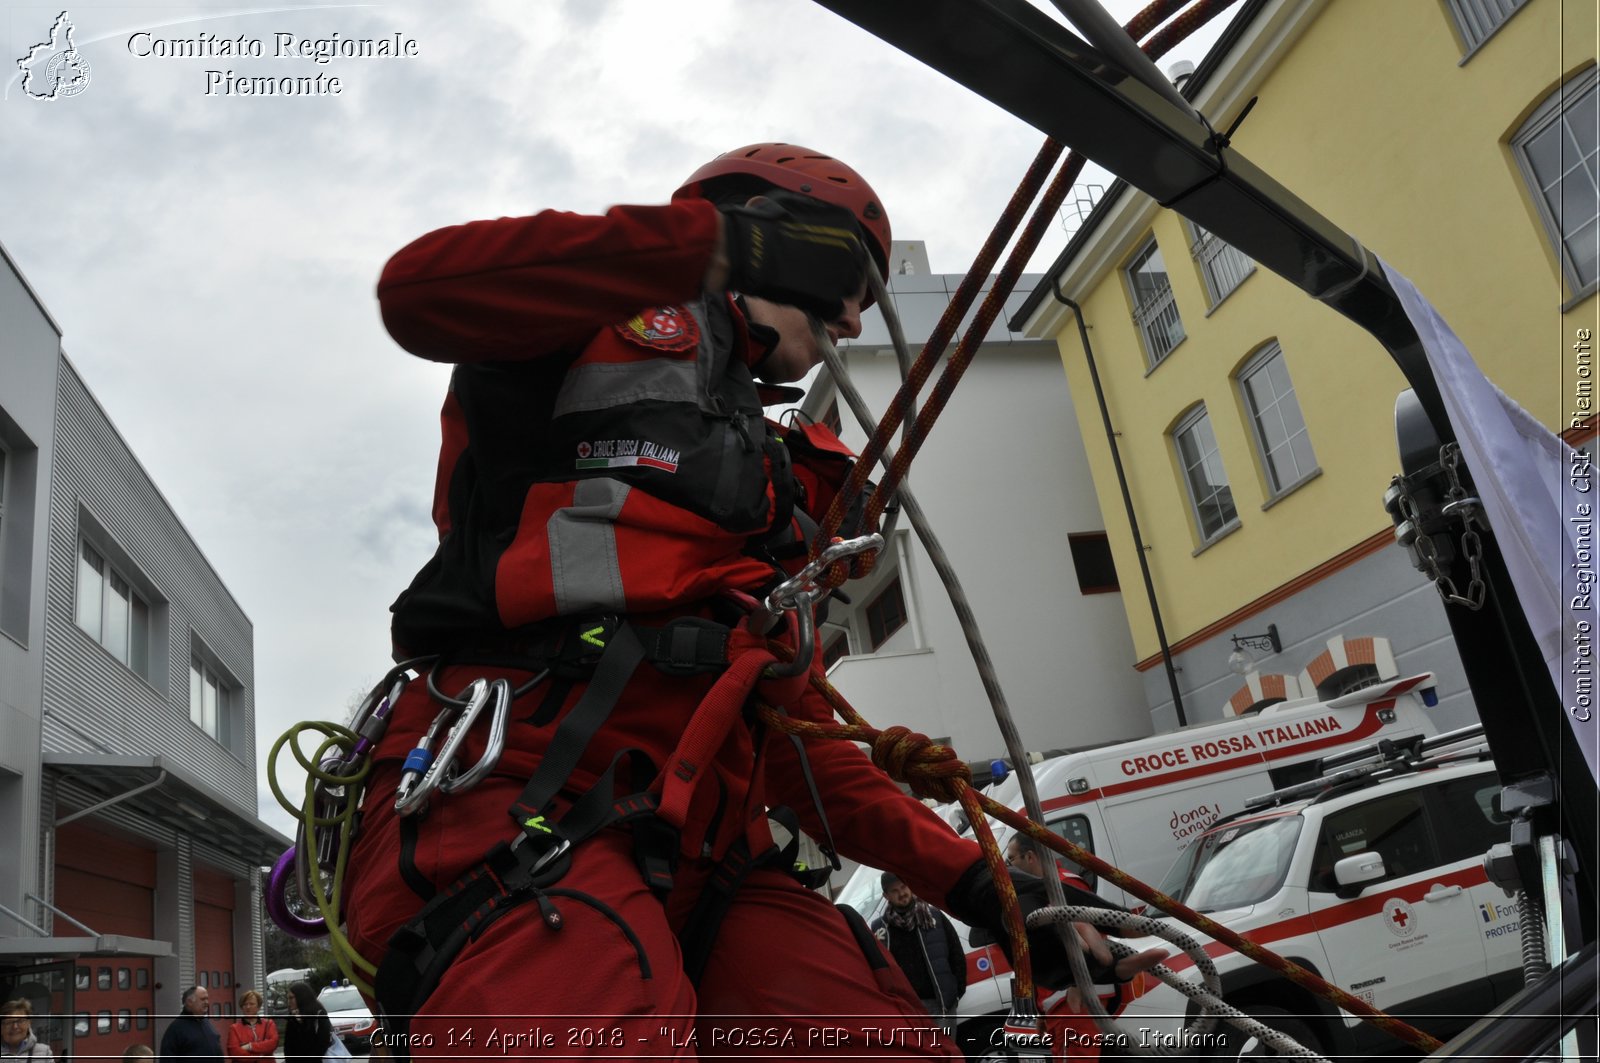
[1381, 258, 1599, 785]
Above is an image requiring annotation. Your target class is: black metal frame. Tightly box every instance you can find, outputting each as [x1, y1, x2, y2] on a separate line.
[810, 0, 1595, 934]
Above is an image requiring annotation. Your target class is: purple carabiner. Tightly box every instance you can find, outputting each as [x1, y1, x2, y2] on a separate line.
[266, 847, 327, 940]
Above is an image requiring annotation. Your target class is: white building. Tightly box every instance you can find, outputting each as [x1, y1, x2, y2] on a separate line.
[798, 241, 1152, 776]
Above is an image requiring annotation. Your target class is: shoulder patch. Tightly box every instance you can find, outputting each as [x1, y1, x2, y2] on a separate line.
[615, 306, 700, 352]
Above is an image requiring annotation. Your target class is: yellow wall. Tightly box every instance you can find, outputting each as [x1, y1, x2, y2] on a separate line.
[1056, 0, 1598, 659]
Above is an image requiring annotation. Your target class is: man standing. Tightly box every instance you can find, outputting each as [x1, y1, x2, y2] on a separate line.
[875, 872, 967, 1033]
[1005, 835, 1126, 1062]
[159, 986, 221, 1063]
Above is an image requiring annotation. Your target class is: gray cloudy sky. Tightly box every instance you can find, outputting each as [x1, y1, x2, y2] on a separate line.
[0, 0, 1226, 837]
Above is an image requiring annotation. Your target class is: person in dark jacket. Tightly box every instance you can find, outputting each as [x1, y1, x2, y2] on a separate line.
[281, 984, 331, 1063]
[874, 872, 967, 1032]
[158, 986, 221, 1063]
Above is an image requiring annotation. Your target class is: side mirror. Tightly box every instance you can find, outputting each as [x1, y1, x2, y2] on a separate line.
[1333, 852, 1386, 897]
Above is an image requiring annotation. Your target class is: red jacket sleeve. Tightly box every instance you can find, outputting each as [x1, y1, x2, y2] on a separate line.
[377, 199, 723, 363]
[761, 678, 983, 907]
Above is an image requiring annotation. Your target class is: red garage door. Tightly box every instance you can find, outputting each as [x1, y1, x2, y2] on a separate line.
[194, 868, 237, 1022]
[55, 823, 158, 1056]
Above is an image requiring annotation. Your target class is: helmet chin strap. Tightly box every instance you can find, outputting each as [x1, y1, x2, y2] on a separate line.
[736, 296, 786, 380]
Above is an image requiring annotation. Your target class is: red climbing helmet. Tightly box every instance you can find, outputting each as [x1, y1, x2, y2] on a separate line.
[676, 143, 893, 293]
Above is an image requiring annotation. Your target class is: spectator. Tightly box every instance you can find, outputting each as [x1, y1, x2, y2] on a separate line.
[281, 984, 331, 1063]
[224, 991, 278, 1059]
[0, 999, 51, 1060]
[158, 986, 221, 1063]
[123, 1047, 154, 1062]
[873, 872, 966, 1032]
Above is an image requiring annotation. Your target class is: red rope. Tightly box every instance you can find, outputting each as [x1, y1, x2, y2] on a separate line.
[810, 0, 1245, 588]
[755, 667, 1447, 1054]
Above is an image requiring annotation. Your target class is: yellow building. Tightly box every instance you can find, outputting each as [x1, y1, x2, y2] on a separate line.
[1014, 0, 1598, 731]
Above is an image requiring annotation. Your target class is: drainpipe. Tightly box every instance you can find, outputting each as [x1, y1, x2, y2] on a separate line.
[1051, 281, 1187, 726]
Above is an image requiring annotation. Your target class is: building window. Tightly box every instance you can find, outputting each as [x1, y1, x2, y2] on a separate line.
[1125, 238, 1185, 368]
[822, 631, 851, 669]
[75, 542, 151, 675]
[865, 578, 907, 651]
[1513, 68, 1599, 297]
[190, 657, 230, 743]
[1447, 0, 1529, 55]
[1173, 406, 1238, 544]
[1067, 532, 1119, 594]
[821, 399, 843, 437]
[1188, 222, 1254, 307]
[1239, 344, 1317, 495]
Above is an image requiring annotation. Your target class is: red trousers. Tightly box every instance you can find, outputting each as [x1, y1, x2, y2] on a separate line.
[345, 670, 963, 1060]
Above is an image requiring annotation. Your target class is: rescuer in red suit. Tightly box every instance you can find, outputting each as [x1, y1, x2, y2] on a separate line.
[343, 143, 1164, 1058]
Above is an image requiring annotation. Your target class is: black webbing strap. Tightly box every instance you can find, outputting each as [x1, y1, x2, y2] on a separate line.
[768, 705, 842, 885]
[836, 902, 892, 972]
[507, 622, 645, 831]
[397, 815, 436, 903]
[675, 805, 813, 985]
[374, 748, 668, 1048]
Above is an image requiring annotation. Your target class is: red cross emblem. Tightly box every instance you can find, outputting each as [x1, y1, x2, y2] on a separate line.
[1382, 897, 1418, 937]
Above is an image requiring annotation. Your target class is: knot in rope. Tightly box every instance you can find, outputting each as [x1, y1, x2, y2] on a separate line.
[868, 725, 971, 802]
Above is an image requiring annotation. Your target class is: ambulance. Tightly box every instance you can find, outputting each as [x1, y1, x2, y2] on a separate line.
[837, 670, 1443, 1056]
[1114, 734, 1515, 1056]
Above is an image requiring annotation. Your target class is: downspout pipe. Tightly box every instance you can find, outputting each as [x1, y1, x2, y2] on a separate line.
[1051, 281, 1187, 727]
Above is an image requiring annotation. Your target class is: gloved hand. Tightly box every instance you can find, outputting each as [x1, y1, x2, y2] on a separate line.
[946, 860, 1138, 990]
[719, 192, 867, 322]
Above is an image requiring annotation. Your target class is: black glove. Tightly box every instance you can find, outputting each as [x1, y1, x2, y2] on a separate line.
[720, 191, 867, 322]
[946, 860, 1126, 989]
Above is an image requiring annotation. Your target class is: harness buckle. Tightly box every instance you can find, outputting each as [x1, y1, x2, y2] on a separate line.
[507, 831, 573, 889]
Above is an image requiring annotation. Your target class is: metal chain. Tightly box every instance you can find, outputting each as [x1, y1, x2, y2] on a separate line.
[1385, 443, 1485, 611]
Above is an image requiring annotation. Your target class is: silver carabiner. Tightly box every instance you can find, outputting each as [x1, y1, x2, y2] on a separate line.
[752, 533, 883, 678]
[751, 533, 884, 633]
[439, 678, 510, 794]
[394, 703, 458, 817]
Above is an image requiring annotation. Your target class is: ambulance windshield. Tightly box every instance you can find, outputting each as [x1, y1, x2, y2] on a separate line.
[1158, 814, 1303, 913]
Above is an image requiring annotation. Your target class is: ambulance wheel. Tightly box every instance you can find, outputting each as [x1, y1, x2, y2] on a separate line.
[1211, 1005, 1322, 1058]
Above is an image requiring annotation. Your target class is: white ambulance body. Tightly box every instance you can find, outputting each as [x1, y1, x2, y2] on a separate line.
[969, 673, 1442, 908]
[1115, 752, 1517, 1056]
[838, 673, 1442, 1051]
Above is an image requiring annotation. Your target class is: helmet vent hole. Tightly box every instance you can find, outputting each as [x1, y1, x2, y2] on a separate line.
[776, 156, 795, 164]
[828, 176, 847, 184]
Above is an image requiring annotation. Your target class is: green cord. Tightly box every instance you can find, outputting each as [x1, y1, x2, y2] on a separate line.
[265, 722, 378, 993]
